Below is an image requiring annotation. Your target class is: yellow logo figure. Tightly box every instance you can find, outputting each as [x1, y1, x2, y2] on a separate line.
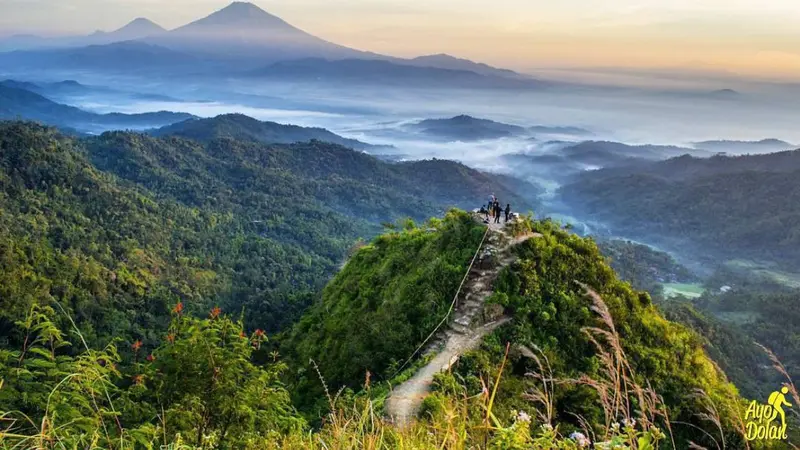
[768, 387, 792, 426]
[745, 386, 792, 441]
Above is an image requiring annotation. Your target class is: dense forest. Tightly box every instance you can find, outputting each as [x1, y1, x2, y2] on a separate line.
[597, 239, 697, 294]
[561, 150, 800, 266]
[289, 213, 751, 448]
[670, 285, 800, 398]
[1, 121, 794, 448]
[0, 121, 534, 345]
[152, 113, 377, 150]
[1, 207, 761, 448]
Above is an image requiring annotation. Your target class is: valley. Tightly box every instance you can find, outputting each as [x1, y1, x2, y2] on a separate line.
[2, 1, 800, 448]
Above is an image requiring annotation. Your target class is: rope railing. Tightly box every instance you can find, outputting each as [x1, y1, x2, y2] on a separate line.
[389, 225, 491, 380]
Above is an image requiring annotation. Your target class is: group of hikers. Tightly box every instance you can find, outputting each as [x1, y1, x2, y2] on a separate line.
[480, 194, 511, 224]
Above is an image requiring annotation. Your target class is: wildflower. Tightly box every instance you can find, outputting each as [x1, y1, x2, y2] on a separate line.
[146, 354, 155, 362]
[210, 306, 221, 319]
[252, 329, 266, 349]
[622, 418, 636, 429]
[239, 331, 247, 338]
[166, 333, 175, 344]
[650, 426, 665, 440]
[610, 422, 621, 432]
[132, 374, 144, 385]
[569, 431, 590, 448]
[131, 340, 142, 352]
[516, 410, 531, 423]
[541, 423, 554, 432]
[172, 302, 184, 315]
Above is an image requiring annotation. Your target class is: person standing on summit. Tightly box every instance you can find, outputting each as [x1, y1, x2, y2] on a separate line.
[505, 204, 511, 222]
[488, 194, 495, 215]
[493, 201, 502, 224]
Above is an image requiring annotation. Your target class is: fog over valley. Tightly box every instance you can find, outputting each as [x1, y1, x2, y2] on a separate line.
[6, 1, 800, 446]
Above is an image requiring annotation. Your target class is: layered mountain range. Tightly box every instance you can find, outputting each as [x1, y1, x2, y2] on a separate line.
[0, 2, 539, 87]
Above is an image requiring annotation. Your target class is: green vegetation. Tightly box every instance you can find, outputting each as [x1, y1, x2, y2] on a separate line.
[0, 121, 351, 345]
[563, 150, 800, 266]
[0, 213, 762, 449]
[286, 214, 749, 448]
[662, 283, 705, 299]
[0, 305, 302, 448]
[453, 219, 744, 447]
[153, 113, 376, 150]
[0, 121, 532, 346]
[597, 239, 697, 295]
[287, 211, 484, 408]
[0, 121, 788, 448]
[686, 288, 800, 396]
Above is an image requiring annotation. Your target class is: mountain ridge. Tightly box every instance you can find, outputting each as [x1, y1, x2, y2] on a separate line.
[153, 113, 382, 150]
[409, 114, 527, 141]
[0, 83, 194, 132]
[0, 2, 527, 82]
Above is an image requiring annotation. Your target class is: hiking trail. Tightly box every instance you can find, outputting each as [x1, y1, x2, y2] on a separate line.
[384, 213, 541, 428]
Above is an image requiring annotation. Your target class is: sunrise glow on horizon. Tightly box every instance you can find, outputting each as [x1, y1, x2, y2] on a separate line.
[2, 0, 800, 79]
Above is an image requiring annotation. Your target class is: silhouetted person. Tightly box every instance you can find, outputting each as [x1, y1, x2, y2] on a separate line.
[505, 204, 511, 222]
[479, 205, 489, 222]
[493, 201, 501, 223]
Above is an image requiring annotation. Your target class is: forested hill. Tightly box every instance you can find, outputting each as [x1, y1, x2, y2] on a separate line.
[287, 213, 745, 448]
[561, 149, 800, 266]
[577, 148, 800, 182]
[152, 113, 379, 150]
[85, 130, 535, 222]
[0, 121, 534, 346]
[0, 83, 193, 132]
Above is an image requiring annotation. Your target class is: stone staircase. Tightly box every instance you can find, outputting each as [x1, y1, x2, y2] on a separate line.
[385, 216, 541, 427]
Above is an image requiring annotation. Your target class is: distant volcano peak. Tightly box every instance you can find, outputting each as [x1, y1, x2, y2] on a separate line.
[185, 2, 293, 28]
[117, 17, 164, 33]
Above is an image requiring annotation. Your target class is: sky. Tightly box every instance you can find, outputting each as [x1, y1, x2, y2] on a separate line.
[2, 0, 800, 80]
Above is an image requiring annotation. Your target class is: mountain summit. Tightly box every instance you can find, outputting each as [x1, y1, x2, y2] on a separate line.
[175, 2, 295, 30]
[405, 54, 521, 78]
[115, 18, 165, 35]
[88, 18, 165, 43]
[150, 1, 364, 63]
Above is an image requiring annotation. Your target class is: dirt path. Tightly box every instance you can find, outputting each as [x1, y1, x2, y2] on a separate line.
[385, 217, 540, 428]
[384, 318, 511, 427]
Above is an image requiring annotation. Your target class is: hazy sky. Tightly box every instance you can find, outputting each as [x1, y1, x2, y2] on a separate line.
[2, 0, 800, 79]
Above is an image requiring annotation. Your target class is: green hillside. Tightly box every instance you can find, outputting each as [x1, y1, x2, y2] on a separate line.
[288, 213, 748, 447]
[561, 151, 800, 266]
[0, 121, 534, 343]
[287, 211, 485, 400]
[0, 83, 193, 131]
[153, 113, 377, 150]
[0, 121, 773, 449]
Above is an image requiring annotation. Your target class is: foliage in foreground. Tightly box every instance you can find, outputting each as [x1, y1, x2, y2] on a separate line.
[4, 289, 792, 449]
[287, 213, 750, 446]
[0, 305, 301, 449]
[286, 210, 485, 411]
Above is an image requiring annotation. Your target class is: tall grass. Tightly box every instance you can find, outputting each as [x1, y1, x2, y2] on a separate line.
[3, 288, 774, 449]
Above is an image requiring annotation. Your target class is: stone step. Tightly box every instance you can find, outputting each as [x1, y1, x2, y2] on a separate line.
[449, 321, 469, 334]
[462, 301, 483, 311]
[499, 256, 517, 266]
[462, 306, 481, 316]
[469, 281, 487, 291]
[454, 315, 472, 327]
